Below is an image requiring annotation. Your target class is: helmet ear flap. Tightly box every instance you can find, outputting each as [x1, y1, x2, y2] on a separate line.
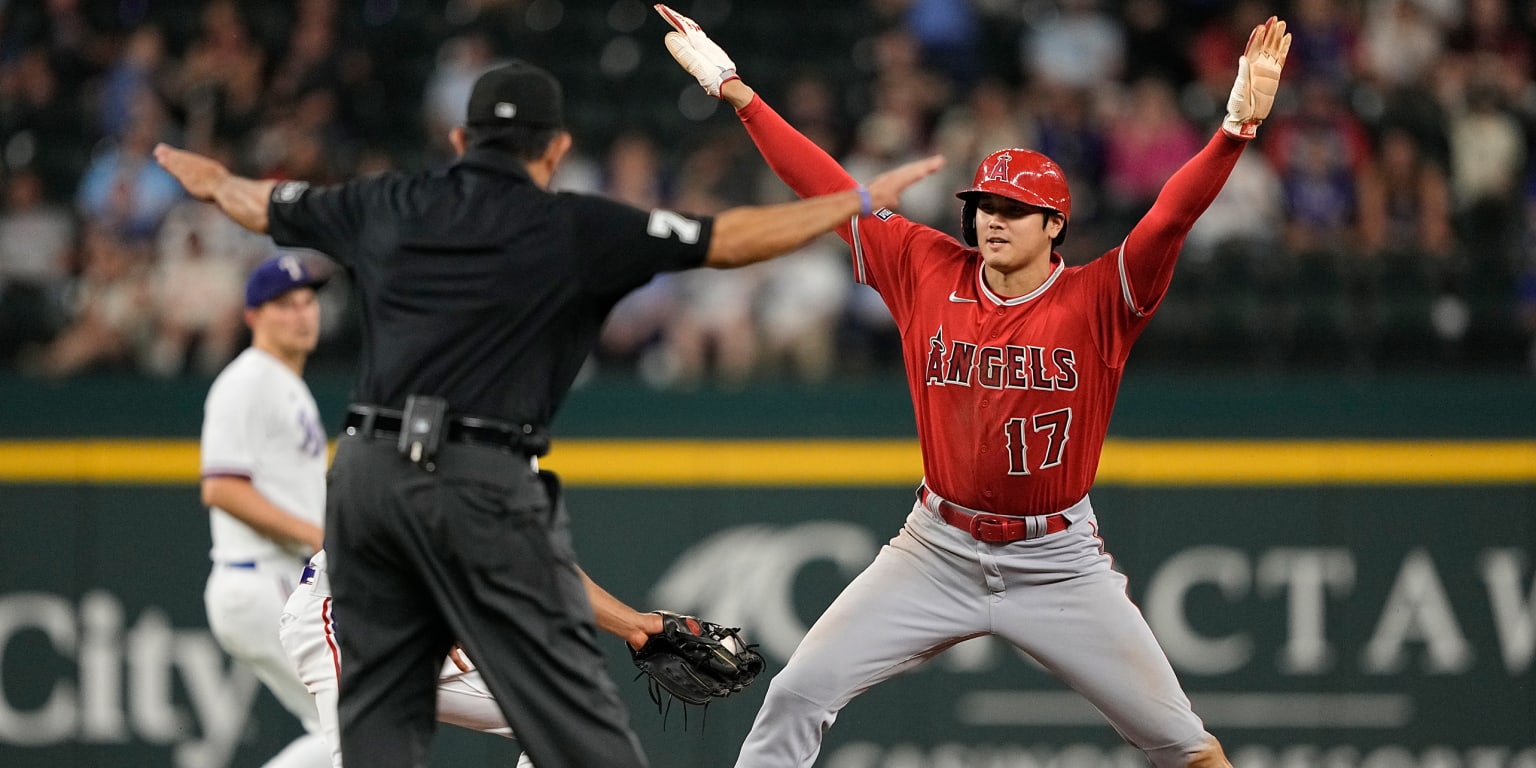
[961, 199, 978, 246]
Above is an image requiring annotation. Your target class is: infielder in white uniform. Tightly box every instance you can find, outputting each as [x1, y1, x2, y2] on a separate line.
[279, 548, 665, 768]
[200, 254, 333, 768]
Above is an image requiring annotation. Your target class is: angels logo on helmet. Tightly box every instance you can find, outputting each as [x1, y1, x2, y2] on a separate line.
[981, 152, 1012, 184]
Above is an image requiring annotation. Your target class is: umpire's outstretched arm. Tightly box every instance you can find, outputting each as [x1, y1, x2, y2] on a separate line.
[705, 155, 939, 268]
[154, 143, 276, 233]
[155, 139, 941, 270]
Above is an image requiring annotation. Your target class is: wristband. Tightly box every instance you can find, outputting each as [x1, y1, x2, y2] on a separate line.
[856, 185, 872, 218]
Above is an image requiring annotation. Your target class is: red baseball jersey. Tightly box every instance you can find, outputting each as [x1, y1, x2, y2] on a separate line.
[738, 97, 1244, 516]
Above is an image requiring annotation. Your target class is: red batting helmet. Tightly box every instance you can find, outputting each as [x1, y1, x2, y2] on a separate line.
[956, 148, 1071, 247]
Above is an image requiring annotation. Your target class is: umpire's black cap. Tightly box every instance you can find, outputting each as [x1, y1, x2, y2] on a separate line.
[465, 59, 564, 130]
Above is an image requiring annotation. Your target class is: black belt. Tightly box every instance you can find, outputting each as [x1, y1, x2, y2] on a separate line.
[343, 405, 549, 456]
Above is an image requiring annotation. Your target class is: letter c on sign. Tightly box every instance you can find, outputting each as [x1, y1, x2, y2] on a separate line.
[0, 593, 79, 744]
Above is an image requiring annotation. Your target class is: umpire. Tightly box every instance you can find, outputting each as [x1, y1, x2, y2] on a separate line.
[156, 58, 939, 768]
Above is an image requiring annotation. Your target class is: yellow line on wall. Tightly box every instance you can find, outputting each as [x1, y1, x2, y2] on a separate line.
[1097, 439, 1536, 485]
[0, 438, 1533, 486]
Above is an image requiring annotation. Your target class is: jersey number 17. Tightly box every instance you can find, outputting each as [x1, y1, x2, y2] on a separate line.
[1003, 408, 1071, 476]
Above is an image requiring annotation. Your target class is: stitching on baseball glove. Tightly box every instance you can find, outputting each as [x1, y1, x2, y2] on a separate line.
[629, 610, 765, 729]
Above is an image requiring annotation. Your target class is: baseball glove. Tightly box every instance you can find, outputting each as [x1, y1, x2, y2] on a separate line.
[630, 611, 764, 709]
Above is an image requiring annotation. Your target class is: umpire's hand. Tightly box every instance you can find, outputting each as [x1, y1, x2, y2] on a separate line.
[154, 143, 231, 201]
[155, 143, 277, 234]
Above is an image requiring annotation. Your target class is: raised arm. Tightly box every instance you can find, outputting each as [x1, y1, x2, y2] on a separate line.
[154, 143, 275, 233]
[657, 4, 860, 200]
[657, 3, 941, 268]
[1121, 17, 1291, 312]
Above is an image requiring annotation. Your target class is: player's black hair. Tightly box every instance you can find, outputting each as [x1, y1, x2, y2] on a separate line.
[961, 199, 1068, 248]
[464, 124, 565, 163]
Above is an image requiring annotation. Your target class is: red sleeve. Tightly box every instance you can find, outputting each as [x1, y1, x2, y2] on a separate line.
[1119, 130, 1246, 315]
[736, 94, 941, 316]
[736, 96, 858, 199]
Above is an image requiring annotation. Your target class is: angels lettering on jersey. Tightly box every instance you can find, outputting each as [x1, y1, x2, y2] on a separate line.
[924, 326, 1078, 391]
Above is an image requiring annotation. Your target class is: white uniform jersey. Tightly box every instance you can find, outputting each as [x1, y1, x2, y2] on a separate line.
[200, 345, 333, 768]
[201, 346, 328, 562]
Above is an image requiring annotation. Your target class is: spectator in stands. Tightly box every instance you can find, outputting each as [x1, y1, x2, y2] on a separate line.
[0, 167, 76, 364]
[0, 46, 93, 203]
[1355, 125, 1458, 351]
[601, 130, 668, 209]
[1279, 122, 1363, 364]
[267, 0, 343, 107]
[843, 81, 949, 227]
[1357, 0, 1454, 162]
[858, 28, 950, 130]
[1102, 75, 1202, 233]
[1440, 0, 1531, 106]
[99, 25, 169, 141]
[1020, 0, 1124, 90]
[749, 77, 863, 382]
[1182, 146, 1292, 361]
[1031, 84, 1108, 260]
[141, 199, 262, 377]
[1121, 0, 1194, 86]
[29, 226, 153, 377]
[248, 89, 345, 184]
[1189, 0, 1270, 117]
[1184, 147, 1286, 269]
[1261, 78, 1373, 180]
[776, 72, 850, 165]
[5, 0, 112, 95]
[1282, 128, 1360, 257]
[596, 131, 681, 380]
[1445, 75, 1526, 269]
[421, 29, 501, 160]
[1357, 127, 1453, 267]
[653, 130, 764, 387]
[755, 236, 851, 383]
[1285, 0, 1363, 91]
[74, 93, 184, 241]
[169, 0, 268, 153]
[899, 0, 980, 88]
[1358, 0, 1448, 94]
[1, 0, 1531, 378]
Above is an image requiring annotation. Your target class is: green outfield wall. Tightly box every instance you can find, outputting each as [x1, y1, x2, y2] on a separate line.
[1, 373, 1533, 768]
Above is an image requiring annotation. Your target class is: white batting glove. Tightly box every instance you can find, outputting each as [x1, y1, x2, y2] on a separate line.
[655, 4, 739, 99]
[1222, 16, 1291, 140]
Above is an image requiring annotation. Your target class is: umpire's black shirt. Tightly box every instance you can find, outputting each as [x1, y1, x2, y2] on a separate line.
[265, 145, 711, 428]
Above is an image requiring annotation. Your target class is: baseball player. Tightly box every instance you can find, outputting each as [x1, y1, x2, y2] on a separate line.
[200, 254, 332, 768]
[279, 547, 666, 768]
[657, 6, 1291, 767]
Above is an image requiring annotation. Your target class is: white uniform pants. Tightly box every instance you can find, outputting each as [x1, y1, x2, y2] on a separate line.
[278, 552, 535, 768]
[204, 558, 331, 768]
[735, 496, 1212, 768]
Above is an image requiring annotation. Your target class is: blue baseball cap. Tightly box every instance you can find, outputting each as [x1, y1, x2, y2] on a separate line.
[245, 254, 329, 308]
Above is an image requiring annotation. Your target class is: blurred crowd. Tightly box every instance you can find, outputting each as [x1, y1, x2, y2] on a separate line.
[0, 0, 1534, 387]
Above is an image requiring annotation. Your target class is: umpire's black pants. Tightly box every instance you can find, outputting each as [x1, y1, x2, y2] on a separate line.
[326, 433, 649, 768]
